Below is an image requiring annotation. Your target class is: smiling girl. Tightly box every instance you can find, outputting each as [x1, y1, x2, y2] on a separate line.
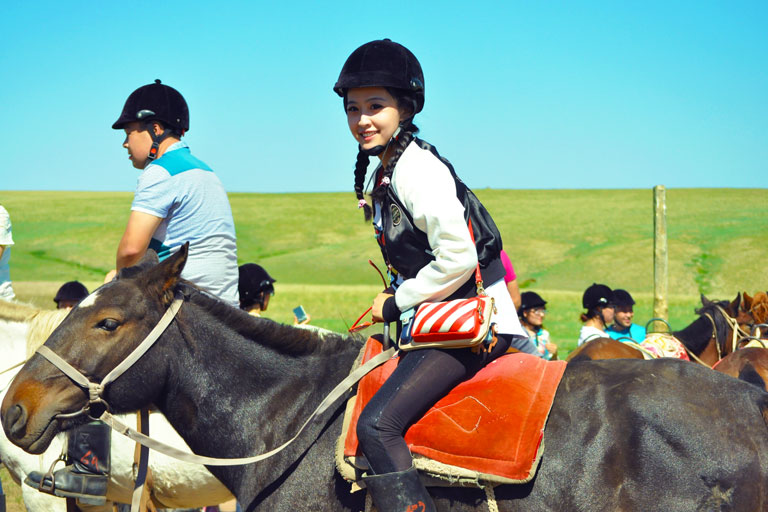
[334, 39, 526, 511]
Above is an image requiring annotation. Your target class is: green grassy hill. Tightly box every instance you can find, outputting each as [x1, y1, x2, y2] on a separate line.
[1, 188, 765, 355]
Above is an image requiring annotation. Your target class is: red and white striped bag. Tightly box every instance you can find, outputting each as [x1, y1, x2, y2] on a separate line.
[398, 295, 496, 351]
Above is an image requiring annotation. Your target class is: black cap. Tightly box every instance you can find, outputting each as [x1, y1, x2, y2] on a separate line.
[238, 264, 276, 304]
[112, 79, 189, 132]
[54, 281, 89, 304]
[518, 291, 547, 315]
[582, 283, 614, 310]
[334, 39, 425, 114]
[612, 289, 636, 307]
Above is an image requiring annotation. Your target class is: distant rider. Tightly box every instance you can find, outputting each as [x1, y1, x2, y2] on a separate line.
[577, 283, 615, 345]
[606, 288, 646, 342]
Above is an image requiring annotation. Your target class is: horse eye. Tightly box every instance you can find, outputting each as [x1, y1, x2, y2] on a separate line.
[96, 318, 120, 332]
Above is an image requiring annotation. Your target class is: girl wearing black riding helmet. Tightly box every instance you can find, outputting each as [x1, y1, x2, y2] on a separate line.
[518, 291, 558, 360]
[577, 283, 616, 346]
[334, 39, 527, 512]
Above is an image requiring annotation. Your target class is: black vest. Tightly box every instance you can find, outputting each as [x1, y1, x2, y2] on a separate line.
[375, 139, 505, 300]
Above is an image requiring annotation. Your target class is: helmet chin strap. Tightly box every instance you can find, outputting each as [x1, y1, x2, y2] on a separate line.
[146, 122, 172, 161]
[361, 125, 403, 157]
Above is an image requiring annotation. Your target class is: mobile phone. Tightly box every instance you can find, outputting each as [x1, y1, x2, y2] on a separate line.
[293, 305, 308, 323]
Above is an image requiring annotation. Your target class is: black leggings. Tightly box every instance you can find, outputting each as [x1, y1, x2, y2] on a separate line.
[356, 334, 513, 475]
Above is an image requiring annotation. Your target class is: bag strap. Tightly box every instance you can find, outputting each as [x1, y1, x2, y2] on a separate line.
[467, 220, 486, 296]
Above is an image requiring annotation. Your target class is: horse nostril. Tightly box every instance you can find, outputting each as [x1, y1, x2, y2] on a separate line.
[3, 403, 28, 440]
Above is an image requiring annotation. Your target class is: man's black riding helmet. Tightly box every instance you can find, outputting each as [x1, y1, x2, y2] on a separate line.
[112, 79, 189, 132]
[334, 39, 425, 114]
[582, 283, 614, 310]
[612, 289, 636, 307]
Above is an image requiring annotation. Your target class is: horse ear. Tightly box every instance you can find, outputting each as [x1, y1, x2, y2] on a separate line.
[142, 243, 188, 304]
[743, 292, 754, 310]
[730, 292, 742, 314]
[701, 294, 712, 306]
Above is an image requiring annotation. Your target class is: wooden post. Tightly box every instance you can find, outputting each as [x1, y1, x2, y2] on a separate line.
[653, 185, 668, 321]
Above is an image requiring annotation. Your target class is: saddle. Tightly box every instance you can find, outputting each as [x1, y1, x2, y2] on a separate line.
[622, 333, 690, 360]
[336, 337, 566, 489]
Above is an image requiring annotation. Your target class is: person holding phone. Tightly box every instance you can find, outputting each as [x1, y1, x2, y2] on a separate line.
[334, 39, 526, 511]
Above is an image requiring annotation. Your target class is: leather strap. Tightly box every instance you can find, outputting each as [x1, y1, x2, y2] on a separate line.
[98, 346, 397, 466]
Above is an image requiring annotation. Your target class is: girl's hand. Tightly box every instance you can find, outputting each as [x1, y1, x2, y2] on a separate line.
[372, 291, 394, 322]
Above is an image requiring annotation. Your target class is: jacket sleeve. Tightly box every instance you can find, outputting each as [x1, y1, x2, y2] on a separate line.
[391, 147, 477, 312]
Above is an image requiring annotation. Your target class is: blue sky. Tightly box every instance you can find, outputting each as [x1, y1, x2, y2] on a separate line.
[1, 1, 765, 193]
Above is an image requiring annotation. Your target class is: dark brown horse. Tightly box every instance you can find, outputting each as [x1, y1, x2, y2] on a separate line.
[568, 294, 744, 367]
[4, 247, 768, 511]
[714, 347, 768, 392]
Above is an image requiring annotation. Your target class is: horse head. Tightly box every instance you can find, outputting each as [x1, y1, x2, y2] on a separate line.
[1, 244, 189, 454]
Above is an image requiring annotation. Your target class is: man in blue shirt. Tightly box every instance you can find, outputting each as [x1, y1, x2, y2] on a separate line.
[607, 289, 646, 342]
[27, 80, 240, 502]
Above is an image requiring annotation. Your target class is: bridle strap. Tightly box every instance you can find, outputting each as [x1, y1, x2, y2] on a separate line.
[97, 346, 397, 466]
[35, 296, 184, 416]
[102, 297, 183, 389]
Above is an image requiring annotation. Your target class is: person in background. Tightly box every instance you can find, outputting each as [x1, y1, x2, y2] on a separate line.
[606, 288, 646, 342]
[500, 249, 521, 310]
[0, 205, 16, 301]
[577, 283, 615, 346]
[104, 79, 240, 308]
[518, 291, 558, 360]
[238, 263, 276, 317]
[53, 281, 89, 309]
[27, 80, 240, 503]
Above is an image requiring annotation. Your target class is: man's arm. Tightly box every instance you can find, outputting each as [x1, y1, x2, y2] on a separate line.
[116, 210, 163, 270]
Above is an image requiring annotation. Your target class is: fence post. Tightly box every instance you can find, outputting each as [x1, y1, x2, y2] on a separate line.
[653, 185, 668, 321]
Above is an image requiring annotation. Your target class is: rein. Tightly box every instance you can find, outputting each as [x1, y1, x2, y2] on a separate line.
[684, 304, 749, 367]
[32, 291, 398, 466]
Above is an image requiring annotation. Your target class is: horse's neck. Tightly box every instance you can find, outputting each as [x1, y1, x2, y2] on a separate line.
[158, 305, 360, 459]
[674, 316, 714, 357]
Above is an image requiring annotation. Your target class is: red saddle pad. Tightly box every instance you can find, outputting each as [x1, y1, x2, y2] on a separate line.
[344, 338, 567, 481]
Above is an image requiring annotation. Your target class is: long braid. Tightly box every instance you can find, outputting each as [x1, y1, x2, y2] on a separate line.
[371, 120, 419, 205]
[354, 148, 373, 220]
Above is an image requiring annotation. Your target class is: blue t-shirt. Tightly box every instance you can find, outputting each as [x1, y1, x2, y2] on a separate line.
[131, 142, 239, 306]
[606, 323, 646, 343]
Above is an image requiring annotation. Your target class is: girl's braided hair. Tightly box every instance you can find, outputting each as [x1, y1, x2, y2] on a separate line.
[352, 88, 420, 221]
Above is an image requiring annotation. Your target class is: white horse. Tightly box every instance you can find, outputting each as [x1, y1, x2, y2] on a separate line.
[0, 299, 233, 511]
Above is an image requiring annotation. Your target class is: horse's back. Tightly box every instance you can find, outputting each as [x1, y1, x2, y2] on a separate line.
[566, 336, 644, 362]
[513, 358, 768, 511]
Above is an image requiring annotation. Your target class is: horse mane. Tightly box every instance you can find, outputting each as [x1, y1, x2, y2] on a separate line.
[0, 299, 42, 323]
[749, 292, 768, 324]
[26, 309, 70, 358]
[180, 285, 361, 356]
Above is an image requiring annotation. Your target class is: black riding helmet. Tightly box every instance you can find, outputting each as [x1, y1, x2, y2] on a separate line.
[582, 283, 614, 310]
[238, 263, 276, 310]
[518, 291, 547, 316]
[54, 281, 89, 305]
[612, 289, 636, 307]
[112, 79, 189, 132]
[334, 39, 425, 115]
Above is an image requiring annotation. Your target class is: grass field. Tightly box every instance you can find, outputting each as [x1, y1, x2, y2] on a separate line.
[0, 188, 765, 508]
[1, 188, 766, 357]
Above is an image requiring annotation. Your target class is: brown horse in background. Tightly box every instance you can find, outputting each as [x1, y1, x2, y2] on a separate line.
[568, 294, 743, 367]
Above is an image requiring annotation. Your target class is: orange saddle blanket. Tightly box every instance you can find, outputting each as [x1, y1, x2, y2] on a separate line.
[343, 338, 567, 483]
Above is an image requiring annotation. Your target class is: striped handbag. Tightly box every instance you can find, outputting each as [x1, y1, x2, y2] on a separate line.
[398, 220, 497, 351]
[398, 295, 496, 351]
